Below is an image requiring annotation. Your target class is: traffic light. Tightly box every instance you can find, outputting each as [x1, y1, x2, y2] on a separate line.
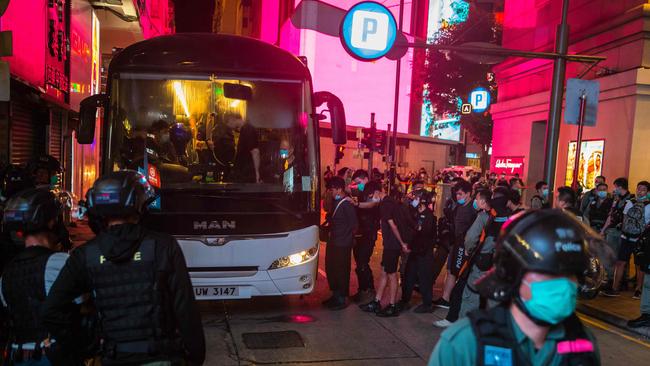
[375, 130, 386, 155]
[335, 145, 345, 164]
[361, 125, 376, 150]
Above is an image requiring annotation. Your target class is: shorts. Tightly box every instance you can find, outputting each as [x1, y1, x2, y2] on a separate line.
[446, 241, 466, 277]
[382, 249, 401, 274]
[617, 237, 638, 263]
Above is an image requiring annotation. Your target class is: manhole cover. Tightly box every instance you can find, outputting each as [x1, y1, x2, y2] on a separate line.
[242, 330, 305, 349]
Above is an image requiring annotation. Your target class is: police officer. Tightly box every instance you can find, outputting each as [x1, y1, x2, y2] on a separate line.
[0, 188, 81, 365]
[42, 170, 206, 365]
[429, 209, 603, 366]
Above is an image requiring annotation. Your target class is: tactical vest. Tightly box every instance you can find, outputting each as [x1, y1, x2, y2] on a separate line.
[85, 238, 176, 356]
[468, 306, 598, 366]
[1, 246, 53, 344]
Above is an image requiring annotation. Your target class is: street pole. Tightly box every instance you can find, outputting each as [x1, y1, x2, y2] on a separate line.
[571, 92, 587, 191]
[543, 0, 571, 206]
[389, 0, 405, 193]
[369, 113, 375, 174]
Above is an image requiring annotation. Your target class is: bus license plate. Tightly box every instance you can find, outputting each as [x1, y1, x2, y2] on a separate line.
[193, 286, 239, 299]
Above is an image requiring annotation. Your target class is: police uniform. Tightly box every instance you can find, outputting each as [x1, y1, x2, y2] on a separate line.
[428, 209, 606, 366]
[42, 170, 206, 366]
[0, 188, 81, 365]
[429, 308, 600, 366]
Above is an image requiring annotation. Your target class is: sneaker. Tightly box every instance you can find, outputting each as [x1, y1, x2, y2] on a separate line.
[352, 289, 375, 303]
[359, 299, 381, 313]
[433, 298, 450, 309]
[632, 290, 642, 300]
[326, 297, 348, 311]
[413, 303, 434, 314]
[377, 304, 400, 317]
[627, 313, 650, 328]
[433, 319, 453, 328]
[600, 289, 620, 297]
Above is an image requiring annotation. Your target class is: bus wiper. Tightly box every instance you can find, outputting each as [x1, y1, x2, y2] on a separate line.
[190, 195, 303, 219]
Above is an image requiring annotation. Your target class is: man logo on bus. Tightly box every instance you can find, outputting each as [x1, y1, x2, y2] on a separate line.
[193, 220, 237, 230]
[351, 10, 390, 51]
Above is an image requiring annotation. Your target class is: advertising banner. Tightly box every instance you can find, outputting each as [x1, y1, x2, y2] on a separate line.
[565, 140, 604, 190]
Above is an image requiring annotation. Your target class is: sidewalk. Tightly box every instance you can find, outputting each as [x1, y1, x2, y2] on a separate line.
[578, 291, 650, 338]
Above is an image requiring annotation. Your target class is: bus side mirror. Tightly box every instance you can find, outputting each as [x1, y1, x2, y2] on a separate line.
[314, 91, 346, 145]
[77, 94, 107, 144]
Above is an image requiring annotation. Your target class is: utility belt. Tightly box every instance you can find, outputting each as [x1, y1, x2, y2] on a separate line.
[102, 338, 183, 359]
[9, 340, 54, 362]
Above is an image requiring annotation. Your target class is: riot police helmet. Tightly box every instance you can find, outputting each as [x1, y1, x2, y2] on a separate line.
[86, 170, 156, 220]
[3, 188, 62, 236]
[474, 209, 611, 303]
[1, 164, 35, 199]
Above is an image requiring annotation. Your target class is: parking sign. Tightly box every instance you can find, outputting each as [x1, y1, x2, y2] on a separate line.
[340, 2, 397, 61]
[470, 87, 491, 113]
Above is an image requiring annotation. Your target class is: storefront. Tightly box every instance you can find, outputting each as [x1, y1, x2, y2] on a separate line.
[490, 1, 650, 193]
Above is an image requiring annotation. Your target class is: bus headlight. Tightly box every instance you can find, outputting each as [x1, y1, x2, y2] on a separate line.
[269, 246, 318, 270]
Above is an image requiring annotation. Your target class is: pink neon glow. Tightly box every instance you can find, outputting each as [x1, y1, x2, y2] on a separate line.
[273, 0, 413, 133]
[0, 0, 48, 88]
[136, 0, 174, 39]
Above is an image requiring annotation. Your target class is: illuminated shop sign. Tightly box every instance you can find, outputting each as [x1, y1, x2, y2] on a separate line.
[492, 156, 525, 176]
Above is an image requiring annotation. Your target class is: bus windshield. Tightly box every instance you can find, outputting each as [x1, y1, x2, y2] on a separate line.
[107, 74, 317, 201]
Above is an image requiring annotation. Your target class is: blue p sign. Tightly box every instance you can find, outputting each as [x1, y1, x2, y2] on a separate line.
[470, 87, 491, 113]
[341, 2, 398, 61]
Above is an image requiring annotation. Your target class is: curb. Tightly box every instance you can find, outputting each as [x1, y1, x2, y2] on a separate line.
[577, 302, 650, 339]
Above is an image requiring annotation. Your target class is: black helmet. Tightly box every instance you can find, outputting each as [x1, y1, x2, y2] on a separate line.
[86, 170, 156, 219]
[3, 188, 62, 235]
[474, 209, 610, 302]
[1, 164, 35, 199]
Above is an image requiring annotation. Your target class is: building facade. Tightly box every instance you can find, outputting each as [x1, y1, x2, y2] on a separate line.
[491, 0, 650, 194]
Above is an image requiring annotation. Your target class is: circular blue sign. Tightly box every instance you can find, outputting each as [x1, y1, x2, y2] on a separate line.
[469, 87, 491, 113]
[340, 1, 398, 61]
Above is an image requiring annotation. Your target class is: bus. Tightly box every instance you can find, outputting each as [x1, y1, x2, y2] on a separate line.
[76, 33, 346, 300]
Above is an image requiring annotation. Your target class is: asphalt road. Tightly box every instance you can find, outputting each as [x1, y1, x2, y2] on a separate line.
[197, 242, 650, 365]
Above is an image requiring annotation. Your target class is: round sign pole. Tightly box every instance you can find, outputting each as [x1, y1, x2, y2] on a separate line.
[389, 0, 404, 192]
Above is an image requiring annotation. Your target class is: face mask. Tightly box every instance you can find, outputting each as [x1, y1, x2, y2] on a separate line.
[279, 149, 289, 158]
[639, 194, 648, 202]
[457, 198, 466, 205]
[411, 199, 420, 208]
[370, 197, 381, 203]
[334, 194, 342, 200]
[473, 200, 479, 210]
[542, 188, 549, 199]
[357, 182, 365, 192]
[597, 191, 607, 199]
[522, 278, 578, 325]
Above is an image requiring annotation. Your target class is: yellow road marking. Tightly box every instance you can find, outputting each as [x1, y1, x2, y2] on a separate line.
[578, 314, 650, 349]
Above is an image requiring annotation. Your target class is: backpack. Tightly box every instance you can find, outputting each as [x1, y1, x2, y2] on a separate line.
[622, 199, 649, 238]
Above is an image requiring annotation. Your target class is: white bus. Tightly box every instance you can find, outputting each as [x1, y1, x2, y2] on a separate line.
[76, 33, 347, 300]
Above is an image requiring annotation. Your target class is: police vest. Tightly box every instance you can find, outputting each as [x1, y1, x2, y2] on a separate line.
[1, 246, 54, 344]
[85, 237, 176, 355]
[468, 306, 597, 366]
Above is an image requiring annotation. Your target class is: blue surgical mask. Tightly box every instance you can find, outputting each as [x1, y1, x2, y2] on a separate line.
[357, 182, 365, 192]
[457, 198, 466, 205]
[522, 278, 578, 325]
[279, 149, 289, 158]
[597, 191, 607, 199]
[334, 194, 342, 200]
[542, 188, 549, 198]
[473, 200, 479, 210]
[411, 199, 420, 208]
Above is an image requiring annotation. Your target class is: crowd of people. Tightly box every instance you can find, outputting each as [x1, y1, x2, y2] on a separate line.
[321, 168, 650, 329]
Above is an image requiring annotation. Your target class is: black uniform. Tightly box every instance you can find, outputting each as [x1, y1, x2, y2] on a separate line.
[42, 223, 206, 366]
[401, 208, 437, 306]
[352, 188, 380, 293]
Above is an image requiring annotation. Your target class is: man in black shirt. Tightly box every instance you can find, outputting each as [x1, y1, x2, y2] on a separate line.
[584, 182, 613, 231]
[400, 190, 437, 313]
[435, 180, 476, 309]
[350, 170, 380, 303]
[323, 177, 358, 310]
[360, 186, 413, 317]
[212, 113, 261, 183]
